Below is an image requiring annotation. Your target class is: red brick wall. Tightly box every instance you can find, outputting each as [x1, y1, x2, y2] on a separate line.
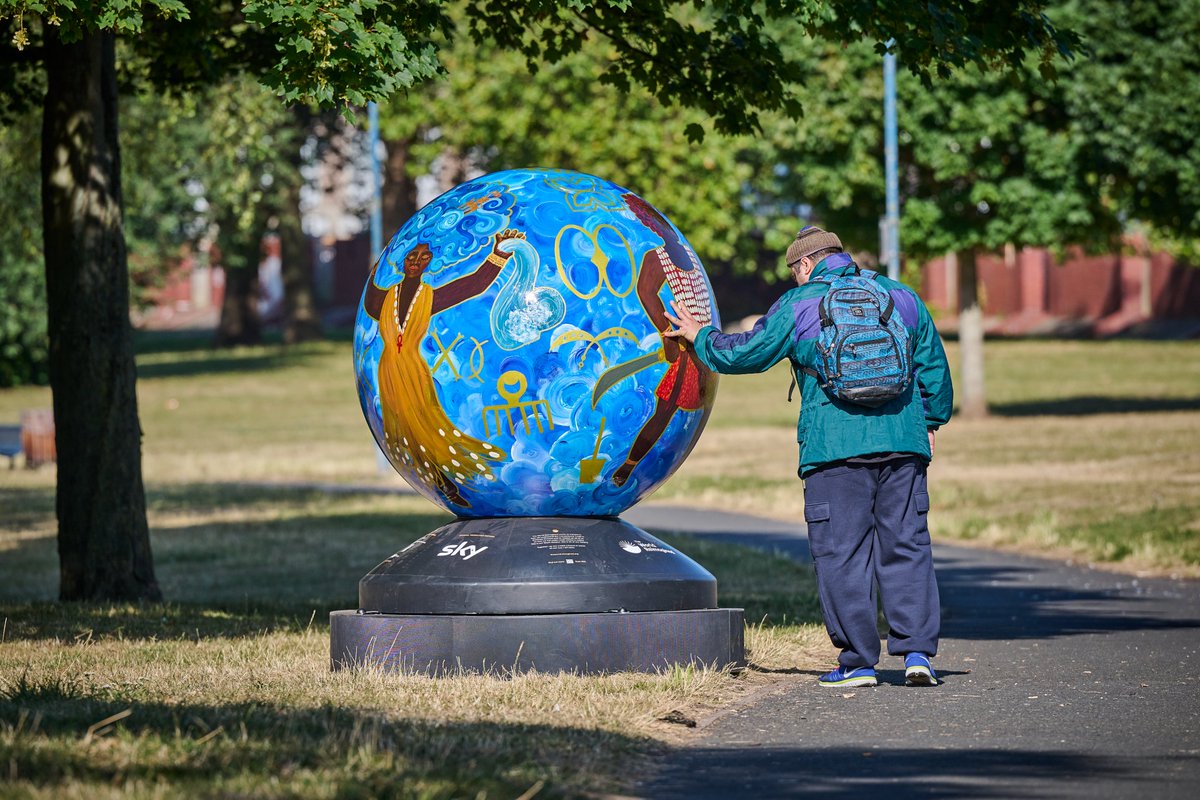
[919, 247, 1199, 325]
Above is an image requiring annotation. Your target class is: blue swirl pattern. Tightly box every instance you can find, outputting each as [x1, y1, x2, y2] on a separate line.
[353, 169, 720, 517]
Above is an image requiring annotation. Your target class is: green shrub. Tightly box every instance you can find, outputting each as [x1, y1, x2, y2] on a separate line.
[0, 114, 48, 387]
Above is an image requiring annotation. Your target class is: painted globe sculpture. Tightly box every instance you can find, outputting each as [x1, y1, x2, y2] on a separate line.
[354, 168, 720, 517]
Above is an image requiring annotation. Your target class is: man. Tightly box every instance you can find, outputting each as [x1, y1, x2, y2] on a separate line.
[664, 226, 953, 688]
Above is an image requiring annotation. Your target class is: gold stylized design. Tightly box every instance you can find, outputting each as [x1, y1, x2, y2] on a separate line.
[459, 190, 501, 213]
[482, 371, 554, 438]
[465, 337, 488, 381]
[578, 417, 608, 484]
[430, 331, 489, 382]
[550, 326, 640, 367]
[591, 349, 668, 408]
[431, 330, 464, 379]
[554, 224, 636, 300]
[544, 174, 626, 212]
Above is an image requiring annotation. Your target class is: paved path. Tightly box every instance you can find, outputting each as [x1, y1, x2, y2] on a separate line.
[626, 504, 1200, 799]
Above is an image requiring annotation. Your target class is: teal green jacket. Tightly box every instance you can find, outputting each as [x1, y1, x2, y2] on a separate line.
[693, 254, 954, 476]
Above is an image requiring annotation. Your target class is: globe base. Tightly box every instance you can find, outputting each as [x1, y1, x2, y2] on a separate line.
[330, 515, 745, 674]
[329, 607, 745, 675]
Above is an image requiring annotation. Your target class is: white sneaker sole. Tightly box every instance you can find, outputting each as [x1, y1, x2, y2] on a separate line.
[818, 676, 878, 688]
[905, 667, 937, 686]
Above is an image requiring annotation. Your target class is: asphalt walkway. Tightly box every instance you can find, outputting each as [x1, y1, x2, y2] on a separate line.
[625, 504, 1200, 799]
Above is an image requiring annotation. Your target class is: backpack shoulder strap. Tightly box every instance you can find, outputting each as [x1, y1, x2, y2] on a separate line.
[880, 289, 895, 325]
[789, 365, 822, 402]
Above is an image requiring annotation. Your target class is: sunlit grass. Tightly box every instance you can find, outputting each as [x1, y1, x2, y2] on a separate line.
[0, 478, 829, 798]
[2, 333, 1197, 795]
[658, 338, 1200, 576]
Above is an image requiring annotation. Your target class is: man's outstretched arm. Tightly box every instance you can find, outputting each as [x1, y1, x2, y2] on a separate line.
[666, 297, 795, 375]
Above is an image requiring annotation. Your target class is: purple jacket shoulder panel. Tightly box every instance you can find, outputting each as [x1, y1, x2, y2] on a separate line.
[792, 296, 824, 343]
[889, 287, 921, 330]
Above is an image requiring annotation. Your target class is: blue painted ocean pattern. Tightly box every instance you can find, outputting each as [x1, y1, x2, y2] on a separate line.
[353, 168, 720, 517]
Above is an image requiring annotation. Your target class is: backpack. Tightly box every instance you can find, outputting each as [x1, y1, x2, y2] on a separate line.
[792, 265, 914, 408]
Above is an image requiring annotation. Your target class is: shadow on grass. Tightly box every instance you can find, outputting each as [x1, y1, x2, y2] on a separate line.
[990, 395, 1200, 416]
[136, 350, 302, 381]
[132, 329, 220, 355]
[0, 601, 341, 643]
[133, 331, 347, 381]
[0, 482, 452, 638]
[0, 684, 644, 798]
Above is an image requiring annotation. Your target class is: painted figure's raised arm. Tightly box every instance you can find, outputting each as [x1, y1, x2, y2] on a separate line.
[363, 258, 388, 321]
[431, 230, 525, 314]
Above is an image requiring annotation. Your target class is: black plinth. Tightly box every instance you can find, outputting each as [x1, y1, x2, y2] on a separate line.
[359, 516, 718, 614]
[331, 516, 745, 675]
[330, 607, 744, 674]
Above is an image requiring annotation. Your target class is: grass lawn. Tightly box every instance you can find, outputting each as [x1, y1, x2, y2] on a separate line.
[662, 338, 1200, 578]
[1, 334, 1197, 796]
[0, 487, 826, 798]
[0, 336, 830, 797]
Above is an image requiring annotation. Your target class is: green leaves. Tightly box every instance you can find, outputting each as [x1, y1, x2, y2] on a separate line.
[0, 108, 48, 385]
[0, 1, 189, 44]
[243, 0, 449, 109]
[462, 1, 1080, 139]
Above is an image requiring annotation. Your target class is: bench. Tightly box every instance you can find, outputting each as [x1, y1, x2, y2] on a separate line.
[0, 424, 19, 468]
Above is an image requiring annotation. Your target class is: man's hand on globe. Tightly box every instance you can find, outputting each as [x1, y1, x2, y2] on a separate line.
[664, 300, 704, 344]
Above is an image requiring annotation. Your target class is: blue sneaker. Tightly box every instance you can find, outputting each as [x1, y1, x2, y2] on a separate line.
[904, 653, 938, 686]
[818, 665, 878, 688]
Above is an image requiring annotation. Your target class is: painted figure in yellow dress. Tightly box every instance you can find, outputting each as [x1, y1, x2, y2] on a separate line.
[363, 230, 525, 507]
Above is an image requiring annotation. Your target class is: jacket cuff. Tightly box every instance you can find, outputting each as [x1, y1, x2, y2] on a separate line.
[692, 325, 716, 366]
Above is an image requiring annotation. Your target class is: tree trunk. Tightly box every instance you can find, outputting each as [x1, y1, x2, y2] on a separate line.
[214, 265, 263, 347]
[956, 248, 988, 419]
[382, 136, 418, 237]
[280, 106, 323, 344]
[42, 30, 161, 601]
[279, 208, 322, 343]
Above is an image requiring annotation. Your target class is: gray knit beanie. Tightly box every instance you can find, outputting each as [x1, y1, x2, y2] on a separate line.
[786, 226, 843, 268]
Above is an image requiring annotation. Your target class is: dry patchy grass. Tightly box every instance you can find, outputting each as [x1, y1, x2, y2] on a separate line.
[0, 622, 826, 799]
[656, 339, 1200, 577]
[0, 482, 829, 798]
[2, 333, 1195, 795]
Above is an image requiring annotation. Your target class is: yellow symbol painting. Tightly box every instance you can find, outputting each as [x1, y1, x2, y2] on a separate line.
[550, 327, 640, 367]
[465, 337, 489, 381]
[430, 329, 490, 382]
[578, 417, 608, 484]
[482, 371, 554, 438]
[554, 224, 636, 300]
[544, 173, 627, 213]
[431, 330, 464, 379]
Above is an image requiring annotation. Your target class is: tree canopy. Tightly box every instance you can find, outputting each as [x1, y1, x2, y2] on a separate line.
[0, 0, 1084, 601]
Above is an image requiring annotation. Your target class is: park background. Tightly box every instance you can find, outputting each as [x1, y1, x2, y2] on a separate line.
[2, 1, 1199, 797]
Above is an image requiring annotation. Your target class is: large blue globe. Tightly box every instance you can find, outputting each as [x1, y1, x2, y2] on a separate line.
[354, 168, 720, 517]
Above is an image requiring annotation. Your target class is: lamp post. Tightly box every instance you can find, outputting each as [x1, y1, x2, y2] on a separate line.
[883, 47, 900, 281]
[368, 102, 383, 260]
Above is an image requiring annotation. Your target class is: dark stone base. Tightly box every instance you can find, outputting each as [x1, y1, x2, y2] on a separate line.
[357, 516, 718, 615]
[330, 607, 745, 675]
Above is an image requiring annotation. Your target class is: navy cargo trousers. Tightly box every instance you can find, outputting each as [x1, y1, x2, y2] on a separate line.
[802, 456, 940, 669]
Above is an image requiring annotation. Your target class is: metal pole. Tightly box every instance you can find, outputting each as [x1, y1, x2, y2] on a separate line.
[883, 47, 900, 281]
[368, 101, 383, 259]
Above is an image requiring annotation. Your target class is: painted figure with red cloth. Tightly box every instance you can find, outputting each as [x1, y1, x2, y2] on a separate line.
[612, 193, 718, 487]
